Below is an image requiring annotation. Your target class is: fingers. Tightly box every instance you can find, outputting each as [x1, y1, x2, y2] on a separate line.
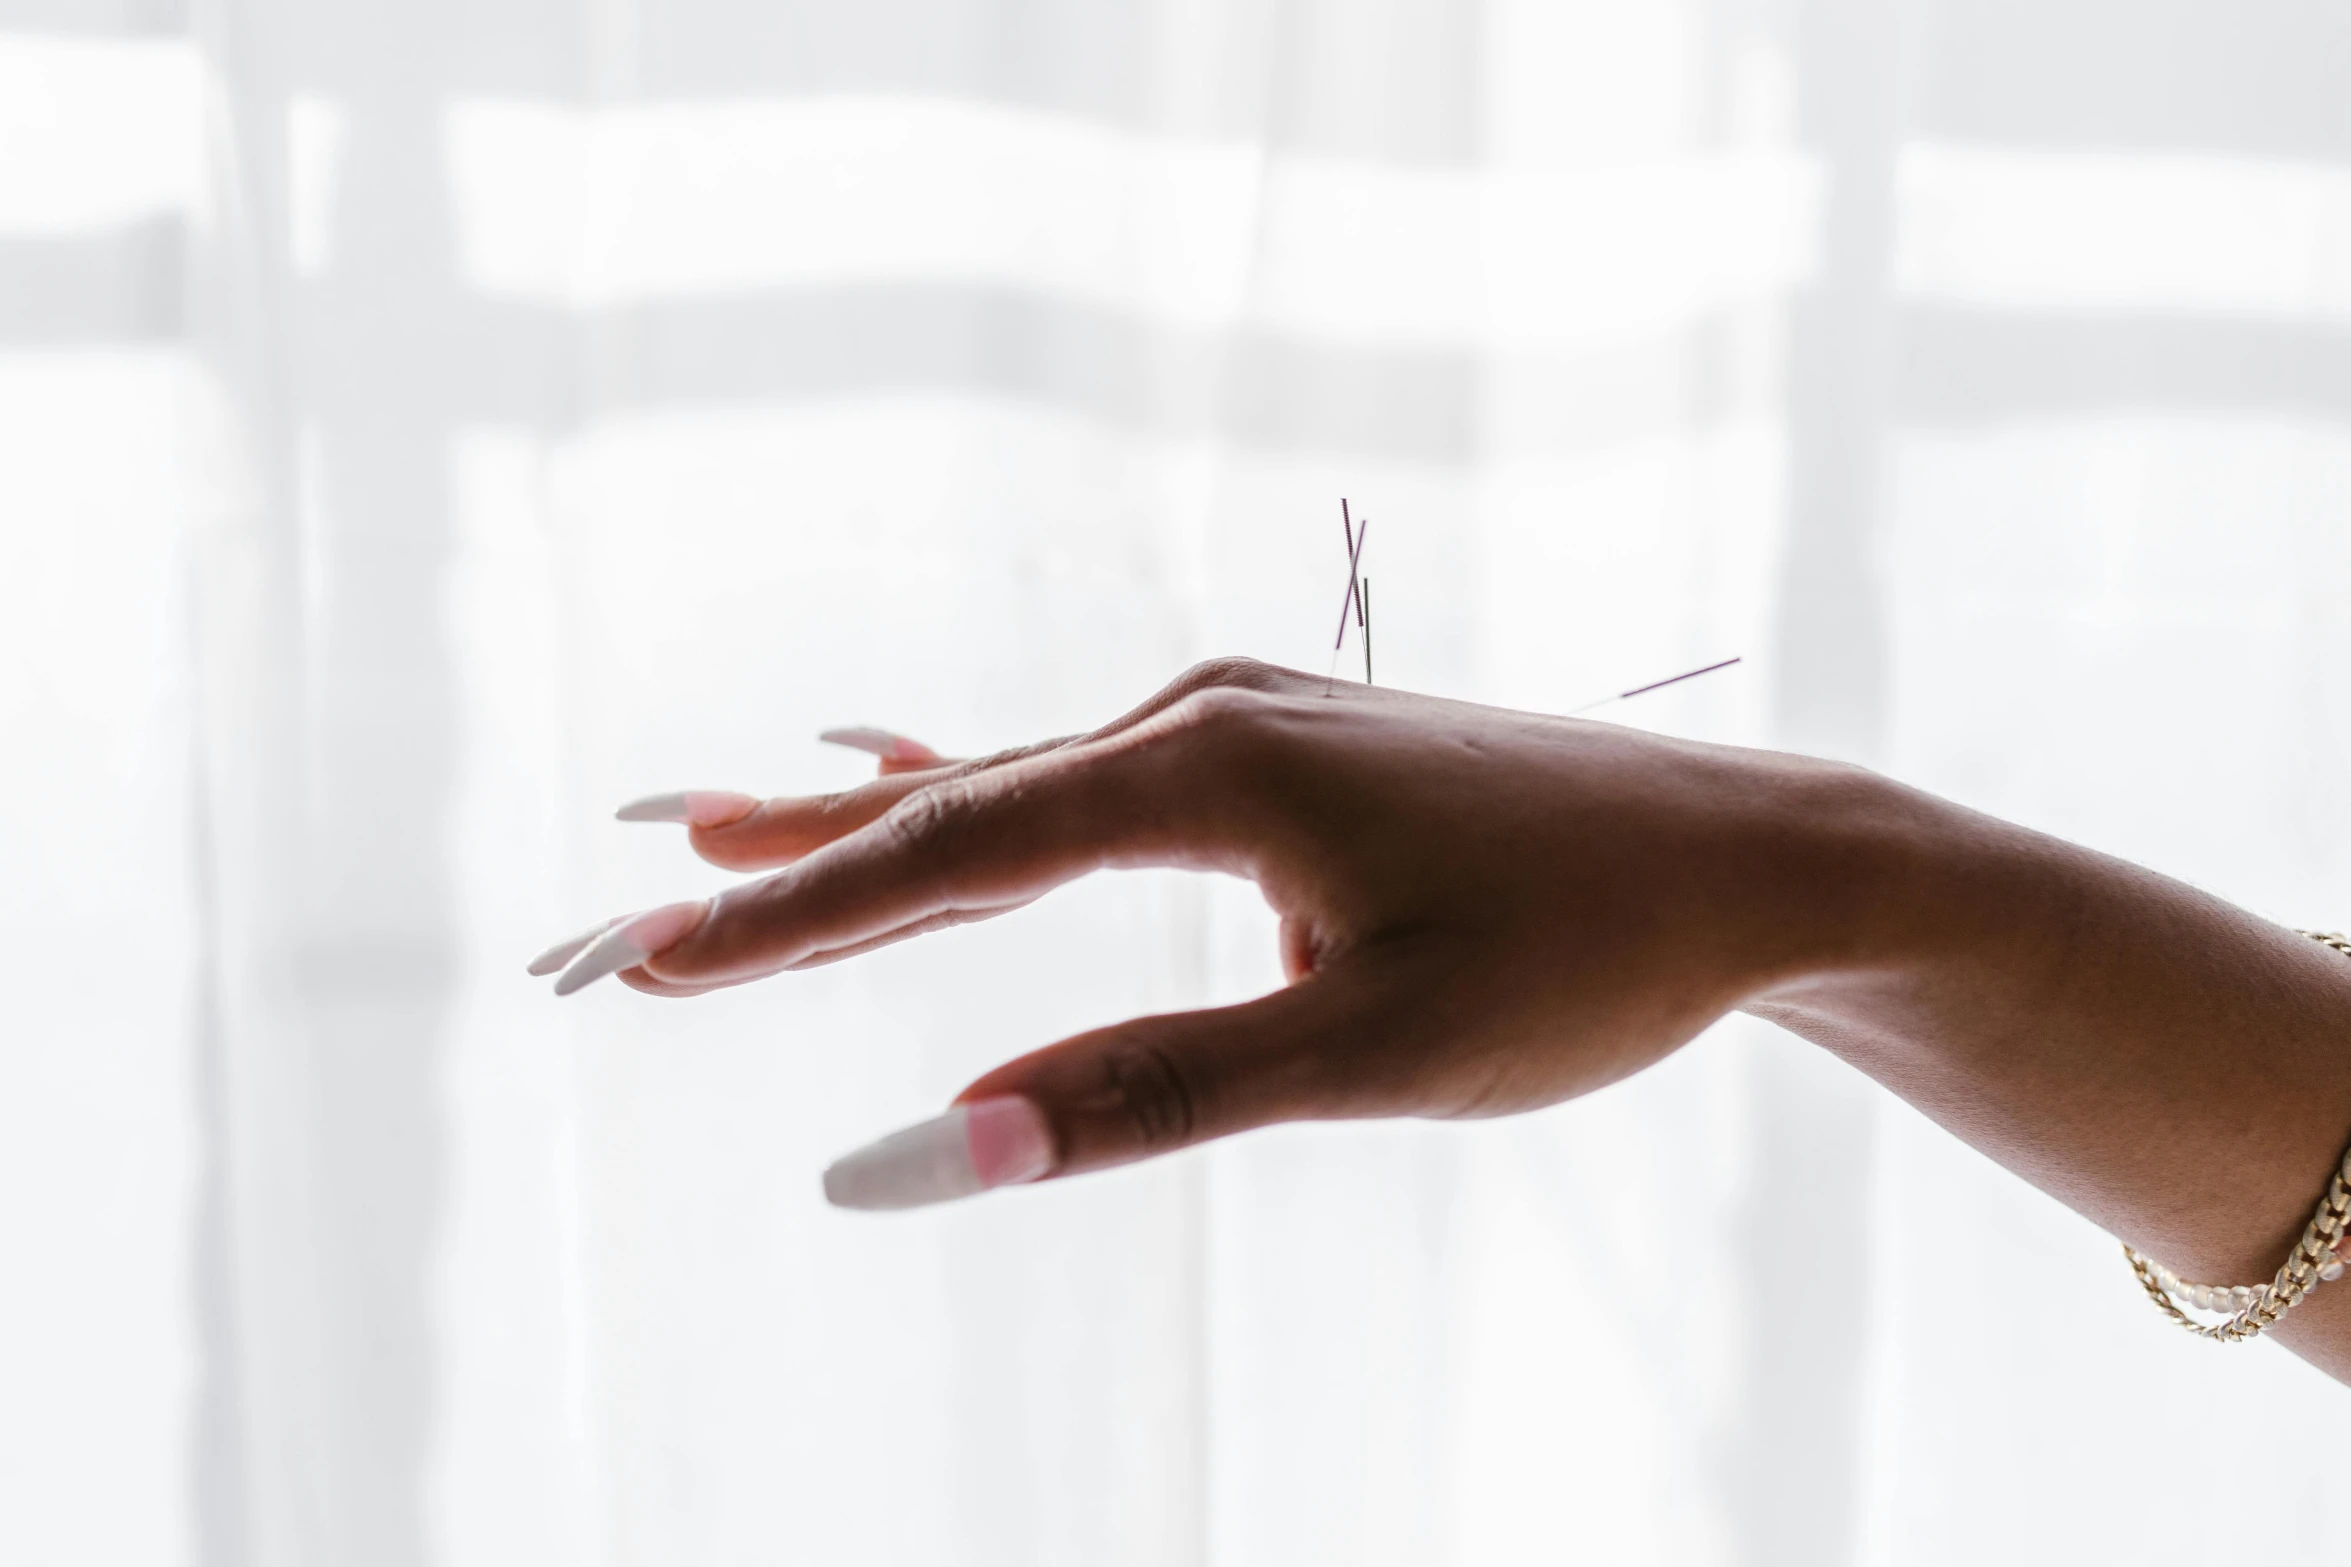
[549, 901, 710, 996]
[822, 947, 1436, 1210]
[683, 772, 942, 871]
[544, 730, 1076, 995]
[612, 732, 953, 875]
[541, 658, 1322, 992]
[644, 729, 1213, 993]
[683, 732, 1092, 871]
[614, 659, 1325, 872]
[619, 730, 1067, 874]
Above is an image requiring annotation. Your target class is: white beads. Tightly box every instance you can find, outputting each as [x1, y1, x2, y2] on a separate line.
[2144, 1261, 2299, 1318]
[2138, 1222, 2351, 1322]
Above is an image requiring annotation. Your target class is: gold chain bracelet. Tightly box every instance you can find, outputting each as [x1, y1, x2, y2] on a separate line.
[2120, 929, 2351, 1343]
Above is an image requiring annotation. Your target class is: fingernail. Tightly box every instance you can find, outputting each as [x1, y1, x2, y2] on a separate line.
[964, 1095, 1056, 1188]
[821, 1095, 1055, 1211]
[551, 899, 708, 997]
[526, 917, 618, 977]
[819, 727, 938, 764]
[615, 790, 759, 827]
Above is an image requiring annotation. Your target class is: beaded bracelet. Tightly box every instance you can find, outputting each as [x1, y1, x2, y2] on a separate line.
[2120, 929, 2351, 1343]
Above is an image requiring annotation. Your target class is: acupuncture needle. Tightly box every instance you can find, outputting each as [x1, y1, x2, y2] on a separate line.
[1361, 578, 1373, 686]
[1327, 500, 1369, 686]
[1321, 497, 1734, 708]
[1567, 655, 1743, 717]
[1331, 502, 1367, 655]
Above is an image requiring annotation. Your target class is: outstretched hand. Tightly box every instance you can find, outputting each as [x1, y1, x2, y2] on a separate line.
[532, 658, 1897, 1208]
[532, 657, 2351, 1381]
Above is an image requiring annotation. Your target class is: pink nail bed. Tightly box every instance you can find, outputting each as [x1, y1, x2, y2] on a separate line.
[964, 1096, 1055, 1188]
[683, 791, 758, 826]
[550, 898, 710, 996]
[615, 790, 758, 826]
[820, 1096, 1055, 1210]
[619, 899, 707, 954]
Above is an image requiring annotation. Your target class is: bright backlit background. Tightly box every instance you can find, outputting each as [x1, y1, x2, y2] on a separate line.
[6, 2, 2351, 1563]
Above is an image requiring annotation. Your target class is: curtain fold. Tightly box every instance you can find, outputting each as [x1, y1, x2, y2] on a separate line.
[5, 1, 2351, 1563]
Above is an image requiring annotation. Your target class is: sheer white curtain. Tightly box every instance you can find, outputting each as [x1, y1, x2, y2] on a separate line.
[7, 1, 2351, 1562]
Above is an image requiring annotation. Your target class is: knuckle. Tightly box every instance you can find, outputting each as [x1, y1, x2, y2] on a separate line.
[1100, 1038, 1201, 1151]
[1177, 655, 1284, 695]
[1171, 682, 1270, 729]
[1155, 684, 1277, 758]
[878, 777, 980, 860]
[812, 788, 879, 831]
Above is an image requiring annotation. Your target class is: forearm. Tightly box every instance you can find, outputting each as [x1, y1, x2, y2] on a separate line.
[1746, 775, 2351, 1377]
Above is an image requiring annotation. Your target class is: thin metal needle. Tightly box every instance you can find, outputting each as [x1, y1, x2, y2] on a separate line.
[1331, 509, 1369, 653]
[1339, 499, 1359, 638]
[1568, 655, 1742, 716]
[1342, 500, 1356, 594]
[1361, 578, 1373, 685]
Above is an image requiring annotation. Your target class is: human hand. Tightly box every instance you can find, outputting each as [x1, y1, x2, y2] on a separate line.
[531, 659, 1906, 1209]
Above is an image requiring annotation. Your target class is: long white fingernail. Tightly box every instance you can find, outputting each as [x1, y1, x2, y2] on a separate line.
[527, 918, 617, 977]
[819, 727, 935, 764]
[551, 900, 707, 997]
[822, 1096, 1054, 1211]
[615, 790, 759, 826]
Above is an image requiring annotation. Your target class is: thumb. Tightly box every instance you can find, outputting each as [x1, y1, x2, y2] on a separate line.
[818, 957, 1424, 1211]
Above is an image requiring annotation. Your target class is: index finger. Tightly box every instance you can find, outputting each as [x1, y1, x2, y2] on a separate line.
[644, 698, 1254, 992]
[681, 657, 1324, 872]
[685, 734, 1080, 872]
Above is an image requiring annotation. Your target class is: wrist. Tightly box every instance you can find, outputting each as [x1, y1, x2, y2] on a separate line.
[1726, 756, 2010, 1012]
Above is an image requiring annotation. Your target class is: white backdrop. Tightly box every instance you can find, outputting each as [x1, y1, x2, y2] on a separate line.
[6, 1, 2351, 1563]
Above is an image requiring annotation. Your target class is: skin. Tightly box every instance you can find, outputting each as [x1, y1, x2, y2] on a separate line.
[614, 658, 2351, 1383]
